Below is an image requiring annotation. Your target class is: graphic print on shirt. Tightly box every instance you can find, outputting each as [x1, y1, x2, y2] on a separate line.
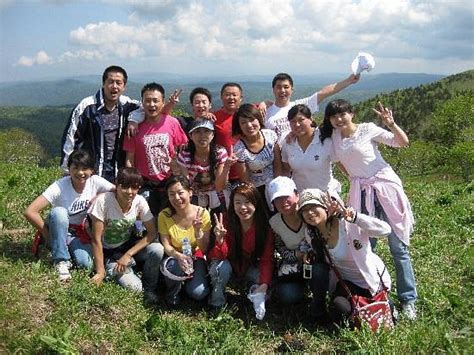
[104, 217, 136, 247]
[144, 133, 171, 176]
[69, 199, 90, 217]
[269, 116, 291, 139]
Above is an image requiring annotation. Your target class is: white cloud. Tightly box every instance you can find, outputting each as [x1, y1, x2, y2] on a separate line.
[16, 51, 53, 66]
[13, 0, 473, 73]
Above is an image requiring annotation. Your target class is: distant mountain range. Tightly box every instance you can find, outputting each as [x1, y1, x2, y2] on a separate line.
[0, 73, 445, 108]
[1, 70, 472, 162]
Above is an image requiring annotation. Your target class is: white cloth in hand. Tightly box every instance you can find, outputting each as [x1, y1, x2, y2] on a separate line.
[247, 285, 266, 320]
[351, 52, 375, 75]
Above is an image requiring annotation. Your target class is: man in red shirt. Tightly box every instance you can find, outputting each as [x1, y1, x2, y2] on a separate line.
[213, 82, 243, 183]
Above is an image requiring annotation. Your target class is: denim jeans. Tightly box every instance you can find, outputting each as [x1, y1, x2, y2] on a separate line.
[276, 281, 305, 305]
[106, 242, 164, 292]
[365, 192, 418, 304]
[309, 263, 330, 317]
[163, 257, 210, 304]
[208, 259, 233, 307]
[47, 207, 92, 268]
[276, 262, 330, 307]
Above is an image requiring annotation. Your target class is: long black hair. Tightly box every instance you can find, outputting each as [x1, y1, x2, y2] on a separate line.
[186, 137, 219, 182]
[320, 99, 354, 143]
[227, 182, 270, 266]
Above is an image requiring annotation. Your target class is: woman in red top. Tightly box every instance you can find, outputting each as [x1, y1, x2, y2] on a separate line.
[208, 182, 274, 314]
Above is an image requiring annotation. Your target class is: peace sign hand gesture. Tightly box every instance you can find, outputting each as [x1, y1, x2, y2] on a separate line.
[224, 146, 239, 169]
[167, 154, 181, 175]
[213, 212, 227, 242]
[321, 192, 357, 223]
[192, 207, 206, 240]
[168, 89, 182, 104]
[372, 101, 395, 128]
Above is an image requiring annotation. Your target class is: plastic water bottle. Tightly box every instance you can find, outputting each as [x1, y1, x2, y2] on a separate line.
[182, 238, 194, 275]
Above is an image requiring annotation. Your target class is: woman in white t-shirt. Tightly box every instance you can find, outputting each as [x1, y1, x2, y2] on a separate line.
[298, 188, 393, 324]
[277, 104, 342, 197]
[24, 150, 114, 282]
[89, 167, 164, 304]
[233, 103, 278, 209]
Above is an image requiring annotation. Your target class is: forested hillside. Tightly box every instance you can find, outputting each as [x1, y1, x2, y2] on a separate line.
[351, 70, 474, 138]
[0, 106, 70, 159]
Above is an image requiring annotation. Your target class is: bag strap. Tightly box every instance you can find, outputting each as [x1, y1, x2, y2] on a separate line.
[376, 266, 389, 291]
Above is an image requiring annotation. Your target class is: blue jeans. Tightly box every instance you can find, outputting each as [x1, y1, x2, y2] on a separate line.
[367, 193, 418, 304]
[106, 242, 164, 292]
[47, 207, 92, 268]
[309, 263, 330, 316]
[276, 263, 329, 307]
[163, 257, 210, 304]
[276, 281, 305, 305]
[208, 259, 233, 307]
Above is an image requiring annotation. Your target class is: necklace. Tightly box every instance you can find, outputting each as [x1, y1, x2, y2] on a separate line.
[195, 154, 209, 164]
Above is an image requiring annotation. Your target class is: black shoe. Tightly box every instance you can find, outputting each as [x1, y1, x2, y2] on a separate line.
[165, 295, 181, 309]
[144, 290, 159, 305]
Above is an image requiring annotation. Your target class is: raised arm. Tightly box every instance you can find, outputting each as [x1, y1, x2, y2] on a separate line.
[373, 102, 409, 147]
[317, 74, 360, 104]
[273, 144, 284, 177]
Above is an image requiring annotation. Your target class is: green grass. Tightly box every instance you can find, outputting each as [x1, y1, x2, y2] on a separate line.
[0, 165, 473, 352]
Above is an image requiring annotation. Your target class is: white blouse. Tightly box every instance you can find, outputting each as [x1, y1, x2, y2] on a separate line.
[332, 122, 400, 178]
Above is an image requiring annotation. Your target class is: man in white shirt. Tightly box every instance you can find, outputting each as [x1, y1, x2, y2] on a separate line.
[265, 72, 360, 140]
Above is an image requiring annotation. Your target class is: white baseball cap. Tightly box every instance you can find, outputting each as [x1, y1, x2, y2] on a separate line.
[188, 118, 214, 134]
[267, 176, 297, 202]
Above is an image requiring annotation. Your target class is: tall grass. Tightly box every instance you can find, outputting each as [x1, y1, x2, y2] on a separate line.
[0, 163, 472, 352]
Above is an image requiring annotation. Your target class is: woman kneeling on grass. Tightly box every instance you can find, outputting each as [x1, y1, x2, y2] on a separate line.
[25, 149, 114, 282]
[158, 175, 212, 307]
[89, 167, 164, 305]
[298, 188, 393, 325]
[208, 182, 274, 318]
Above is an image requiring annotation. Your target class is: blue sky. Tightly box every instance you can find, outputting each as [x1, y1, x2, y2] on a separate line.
[1, 0, 473, 82]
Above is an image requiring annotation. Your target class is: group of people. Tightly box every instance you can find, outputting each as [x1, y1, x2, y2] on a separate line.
[24, 64, 418, 327]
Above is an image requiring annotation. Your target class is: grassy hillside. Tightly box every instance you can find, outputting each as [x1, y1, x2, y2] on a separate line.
[0, 161, 472, 352]
[0, 70, 473, 352]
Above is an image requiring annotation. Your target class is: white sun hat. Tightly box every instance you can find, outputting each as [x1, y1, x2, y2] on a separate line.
[351, 52, 375, 75]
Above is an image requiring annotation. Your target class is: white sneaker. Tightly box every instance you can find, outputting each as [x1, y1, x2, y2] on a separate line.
[55, 261, 72, 282]
[402, 303, 417, 321]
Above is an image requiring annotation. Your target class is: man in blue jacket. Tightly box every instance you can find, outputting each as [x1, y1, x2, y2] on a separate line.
[60, 65, 141, 182]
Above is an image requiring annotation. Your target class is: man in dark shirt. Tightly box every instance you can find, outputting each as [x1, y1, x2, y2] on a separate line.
[60, 65, 140, 182]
